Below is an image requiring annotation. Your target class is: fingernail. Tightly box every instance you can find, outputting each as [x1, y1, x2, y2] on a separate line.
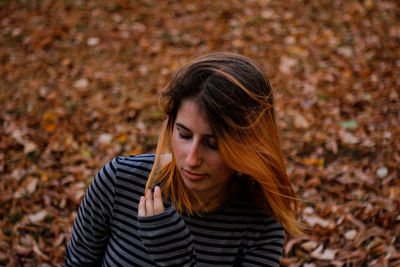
[140, 196, 144, 203]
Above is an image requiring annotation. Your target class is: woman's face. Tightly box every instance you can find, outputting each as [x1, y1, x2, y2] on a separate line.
[171, 99, 234, 201]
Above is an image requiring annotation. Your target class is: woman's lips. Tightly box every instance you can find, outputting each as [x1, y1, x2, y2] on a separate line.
[183, 169, 206, 181]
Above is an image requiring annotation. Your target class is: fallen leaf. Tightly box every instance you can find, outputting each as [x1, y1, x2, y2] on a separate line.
[99, 133, 113, 144]
[301, 241, 319, 251]
[344, 229, 357, 240]
[303, 215, 335, 229]
[14, 177, 38, 198]
[73, 78, 89, 90]
[294, 114, 310, 129]
[87, 37, 100, 46]
[340, 120, 358, 129]
[14, 245, 32, 256]
[279, 56, 298, 74]
[32, 241, 49, 261]
[376, 167, 389, 178]
[366, 237, 385, 252]
[24, 141, 37, 154]
[340, 131, 360, 144]
[28, 210, 48, 224]
[337, 46, 353, 57]
[311, 245, 337, 261]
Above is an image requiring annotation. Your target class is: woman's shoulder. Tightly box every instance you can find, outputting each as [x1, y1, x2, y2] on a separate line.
[111, 153, 156, 184]
[115, 153, 156, 169]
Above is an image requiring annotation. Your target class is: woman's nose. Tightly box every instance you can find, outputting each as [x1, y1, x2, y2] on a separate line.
[186, 142, 202, 167]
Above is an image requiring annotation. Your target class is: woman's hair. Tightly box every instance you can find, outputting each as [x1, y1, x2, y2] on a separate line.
[146, 52, 302, 235]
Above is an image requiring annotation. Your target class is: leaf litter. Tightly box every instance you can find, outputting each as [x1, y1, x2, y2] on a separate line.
[0, 0, 399, 266]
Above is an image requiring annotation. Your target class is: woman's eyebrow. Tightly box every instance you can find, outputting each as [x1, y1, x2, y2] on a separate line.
[175, 122, 190, 131]
[175, 122, 215, 138]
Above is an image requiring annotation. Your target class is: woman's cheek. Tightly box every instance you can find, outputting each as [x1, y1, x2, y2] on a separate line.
[172, 134, 184, 159]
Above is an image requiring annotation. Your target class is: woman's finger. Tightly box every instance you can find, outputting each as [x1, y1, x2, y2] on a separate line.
[153, 186, 164, 214]
[145, 189, 154, 216]
[138, 196, 146, 216]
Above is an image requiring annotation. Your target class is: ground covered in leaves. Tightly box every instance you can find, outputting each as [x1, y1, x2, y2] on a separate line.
[1, 0, 399, 266]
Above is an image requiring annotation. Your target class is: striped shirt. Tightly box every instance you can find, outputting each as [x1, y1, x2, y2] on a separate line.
[64, 154, 284, 266]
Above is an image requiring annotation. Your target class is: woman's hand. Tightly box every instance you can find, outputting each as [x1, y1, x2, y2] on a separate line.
[138, 186, 164, 216]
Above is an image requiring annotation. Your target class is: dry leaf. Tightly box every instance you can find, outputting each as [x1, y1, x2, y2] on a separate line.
[301, 241, 319, 252]
[294, 114, 310, 129]
[376, 167, 389, 178]
[279, 56, 298, 74]
[14, 245, 32, 256]
[28, 210, 48, 224]
[14, 177, 38, 198]
[73, 78, 89, 90]
[24, 141, 37, 154]
[311, 245, 337, 261]
[87, 37, 100, 46]
[99, 133, 113, 144]
[340, 131, 359, 144]
[303, 215, 335, 229]
[344, 229, 357, 240]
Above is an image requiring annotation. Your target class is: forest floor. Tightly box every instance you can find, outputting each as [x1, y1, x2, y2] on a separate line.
[1, 0, 399, 266]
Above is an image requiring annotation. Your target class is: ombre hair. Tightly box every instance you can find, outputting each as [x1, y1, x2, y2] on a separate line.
[146, 52, 302, 235]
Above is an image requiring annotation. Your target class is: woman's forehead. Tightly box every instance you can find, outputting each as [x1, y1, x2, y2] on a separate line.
[175, 99, 214, 135]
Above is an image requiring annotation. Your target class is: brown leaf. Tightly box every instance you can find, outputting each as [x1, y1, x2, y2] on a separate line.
[33, 241, 49, 261]
[311, 245, 337, 261]
[14, 245, 32, 256]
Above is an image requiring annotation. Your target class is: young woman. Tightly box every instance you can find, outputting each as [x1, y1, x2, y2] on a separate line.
[64, 52, 301, 266]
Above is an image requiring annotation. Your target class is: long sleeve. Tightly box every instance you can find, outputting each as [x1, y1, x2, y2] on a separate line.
[138, 204, 284, 267]
[240, 220, 284, 266]
[137, 207, 196, 266]
[64, 158, 117, 266]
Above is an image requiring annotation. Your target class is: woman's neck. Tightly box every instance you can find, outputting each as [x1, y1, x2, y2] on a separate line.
[190, 180, 236, 212]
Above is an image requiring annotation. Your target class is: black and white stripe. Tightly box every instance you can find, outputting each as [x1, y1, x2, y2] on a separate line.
[64, 154, 284, 266]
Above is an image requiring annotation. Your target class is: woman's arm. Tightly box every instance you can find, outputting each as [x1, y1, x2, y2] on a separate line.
[138, 207, 196, 266]
[137, 186, 196, 266]
[241, 221, 284, 266]
[64, 158, 117, 266]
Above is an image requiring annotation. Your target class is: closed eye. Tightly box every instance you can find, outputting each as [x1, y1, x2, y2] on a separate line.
[205, 139, 218, 150]
[175, 122, 217, 149]
[178, 132, 191, 139]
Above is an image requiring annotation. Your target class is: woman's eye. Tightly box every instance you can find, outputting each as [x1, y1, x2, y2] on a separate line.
[206, 140, 218, 150]
[178, 132, 191, 139]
